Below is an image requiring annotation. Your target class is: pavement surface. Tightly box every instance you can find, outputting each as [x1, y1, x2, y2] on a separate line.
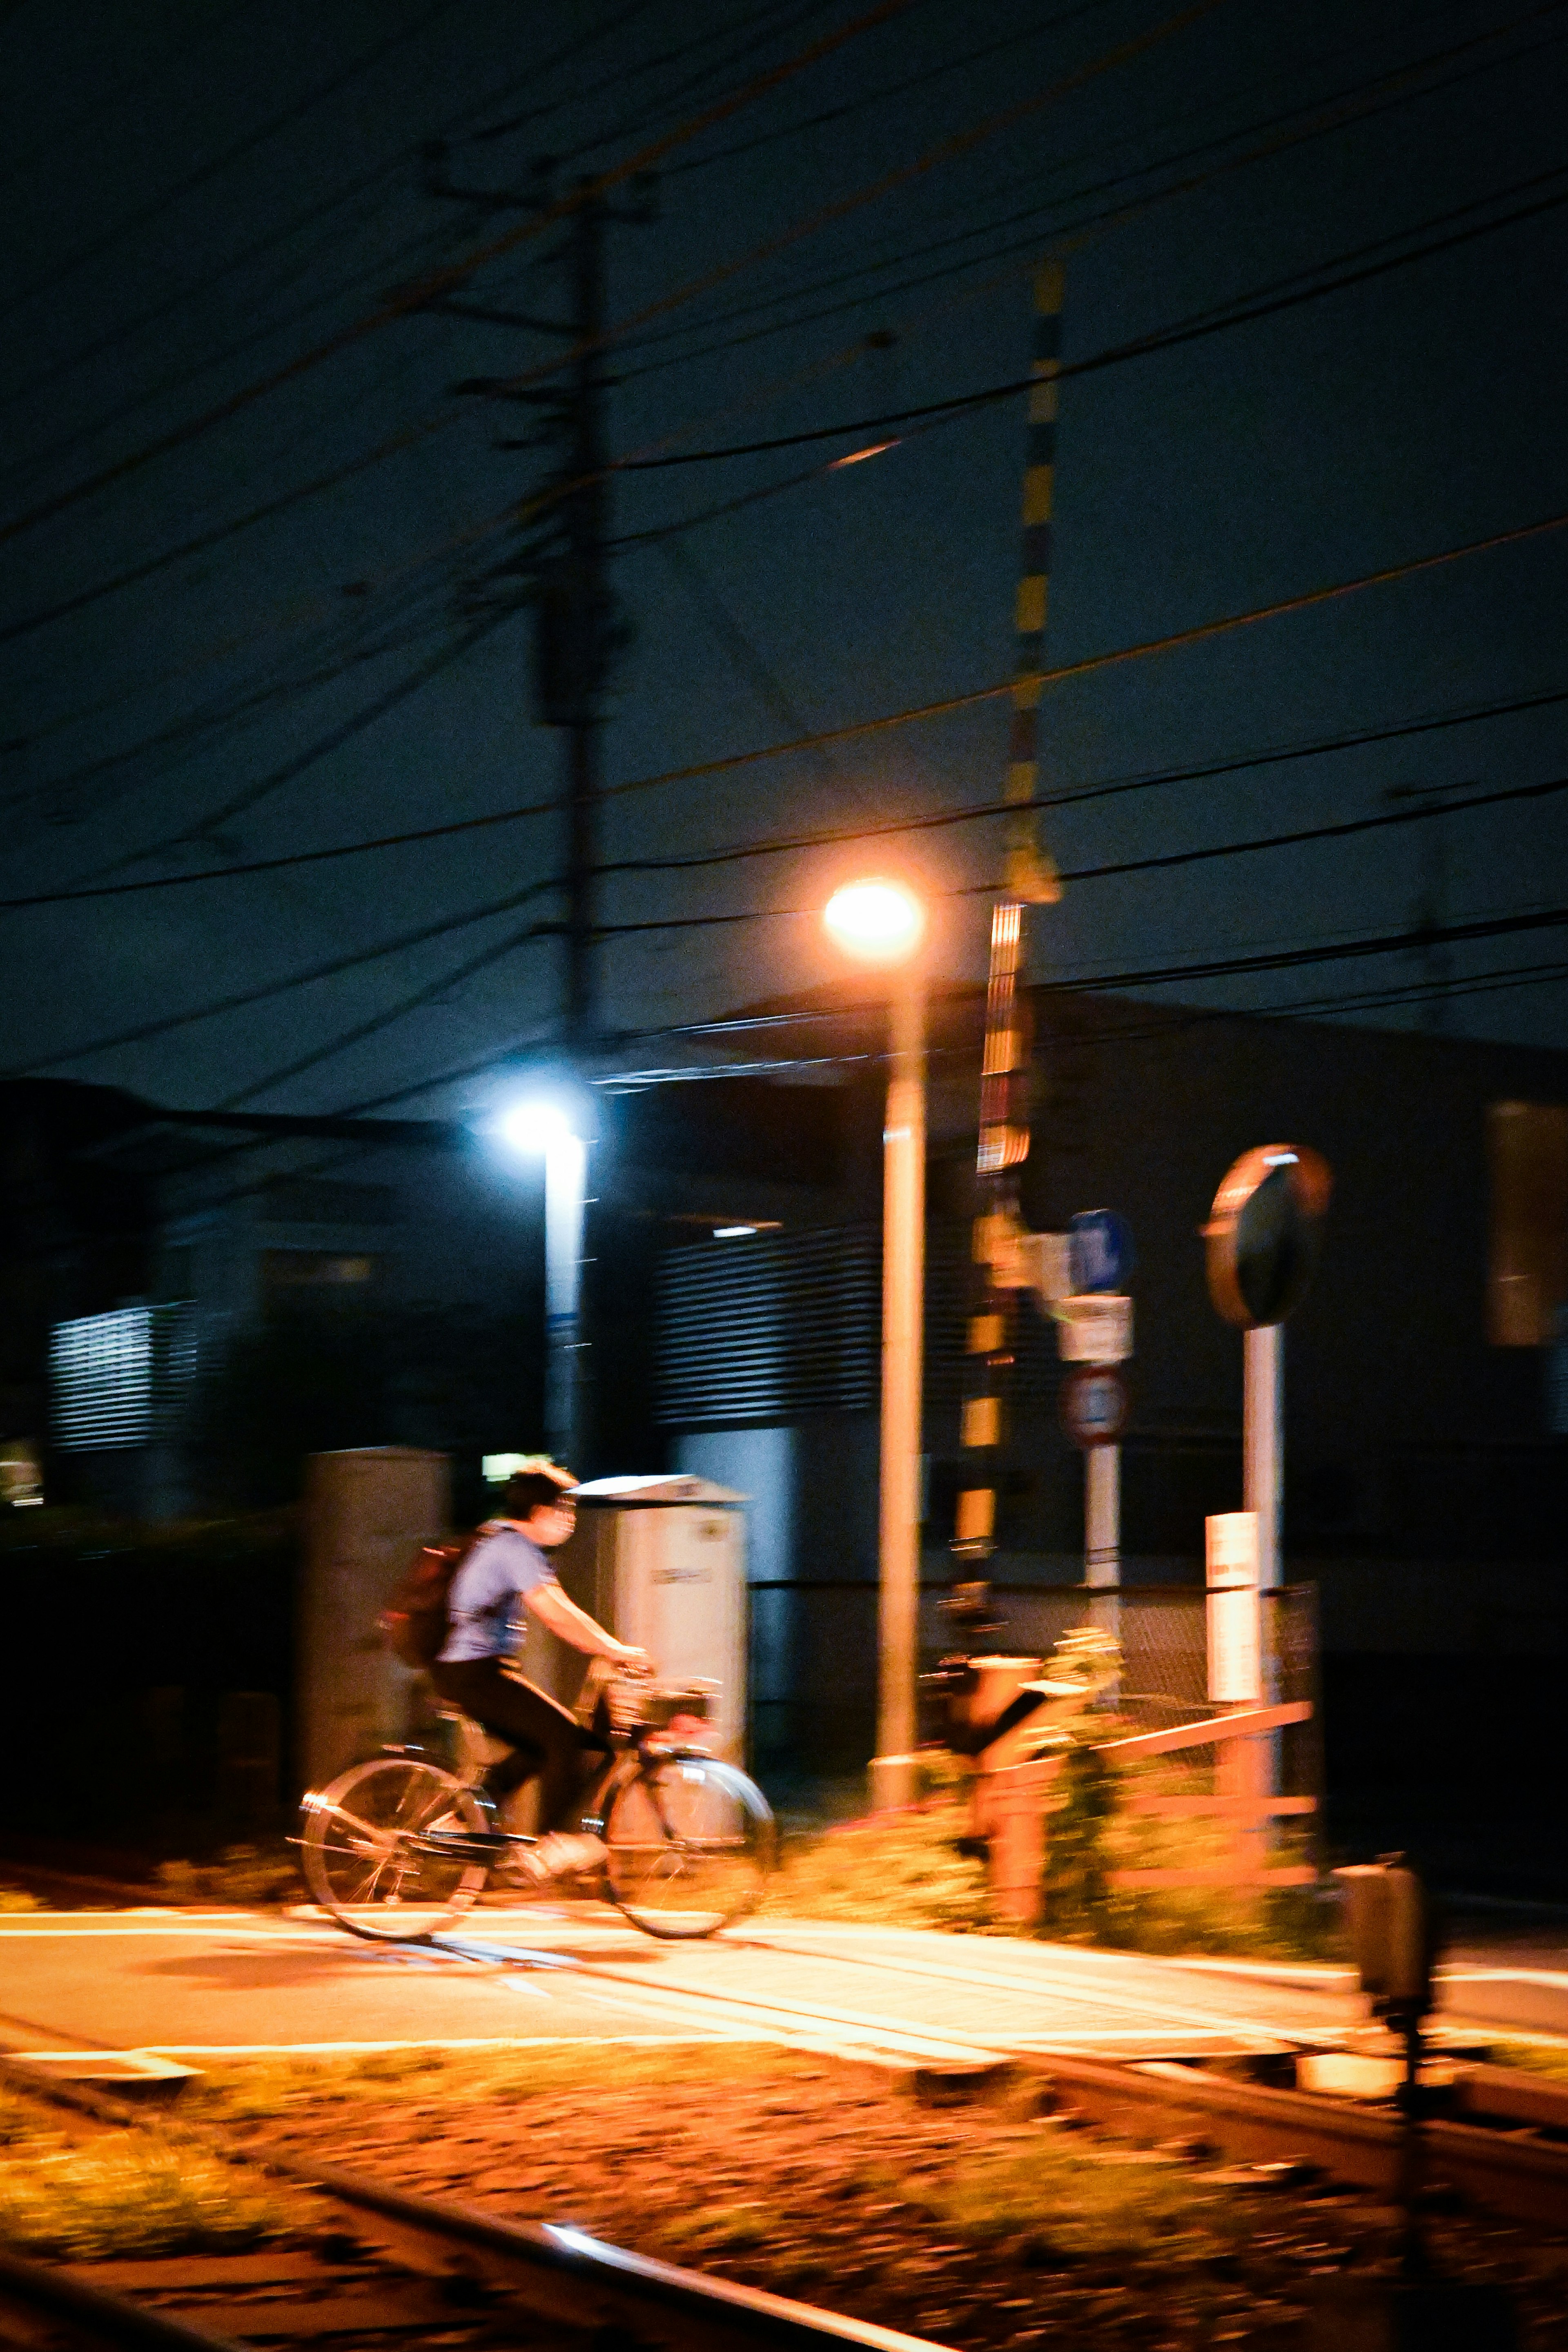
[2, 1907, 1565, 2066]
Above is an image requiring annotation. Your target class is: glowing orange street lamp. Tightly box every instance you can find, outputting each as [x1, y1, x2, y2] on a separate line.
[824, 878, 927, 1810]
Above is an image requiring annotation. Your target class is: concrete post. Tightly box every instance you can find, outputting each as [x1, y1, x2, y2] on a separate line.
[298, 1448, 449, 1793]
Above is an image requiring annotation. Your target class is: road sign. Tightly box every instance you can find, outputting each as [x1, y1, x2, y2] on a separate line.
[1059, 1363, 1129, 1446]
[1069, 1208, 1134, 1294]
[1056, 1292, 1133, 1363]
[1204, 1145, 1332, 1328]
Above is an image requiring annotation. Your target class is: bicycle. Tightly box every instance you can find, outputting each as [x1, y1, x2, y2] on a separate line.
[298, 1658, 776, 1945]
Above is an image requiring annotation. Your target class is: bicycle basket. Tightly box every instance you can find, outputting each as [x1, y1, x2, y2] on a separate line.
[603, 1675, 716, 1732]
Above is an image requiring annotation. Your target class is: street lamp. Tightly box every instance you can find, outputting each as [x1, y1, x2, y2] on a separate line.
[824, 878, 927, 1812]
[495, 1090, 590, 1468]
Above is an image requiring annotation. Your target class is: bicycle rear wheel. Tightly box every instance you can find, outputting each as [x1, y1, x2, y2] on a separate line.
[301, 1757, 488, 1942]
[601, 1754, 775, 1939]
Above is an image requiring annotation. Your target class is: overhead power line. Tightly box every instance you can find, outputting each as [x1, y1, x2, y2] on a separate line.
[0, 0, 461, 325]
[4, 508, 1566, 916]
[614, 165, 1568, 470]
[20, 756, 1567, 1087]
[662, 0, 1116, 178]
[214, 909, 556, 1109]
[617, 11, 1568, 383]
[9, 110, 1554, 690]
[180, 904, 1568, 1184]
[0, 879, 561, 1082]
[0, 0, 667, 434]
[465, 0, 800, 144]
[465, 0, 1229, 410]
[0, 0, 915, 552]
[0, 0, 259, 195]
[546, 0, 857, 168]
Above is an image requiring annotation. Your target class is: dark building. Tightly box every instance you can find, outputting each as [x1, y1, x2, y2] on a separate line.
[22, 995, 1567, 1889]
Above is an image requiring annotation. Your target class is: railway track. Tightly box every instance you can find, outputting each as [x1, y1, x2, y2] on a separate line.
[2, 1919, 1566, 2347]
[479, 1929, 1568, 2226]
[0, 2058, 948, 2352]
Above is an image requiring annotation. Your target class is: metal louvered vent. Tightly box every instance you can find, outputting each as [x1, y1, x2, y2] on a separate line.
[657, 1225, 881, 1428]
[50, 1304, 198, 1453]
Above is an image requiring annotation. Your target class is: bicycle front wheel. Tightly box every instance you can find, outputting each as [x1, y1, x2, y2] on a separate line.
[601, 1754, 775, 1939]
[301, 1757, 488, 1942]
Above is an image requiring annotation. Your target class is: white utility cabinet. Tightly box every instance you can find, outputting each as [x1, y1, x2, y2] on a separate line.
[523, 1474, 748, 1759]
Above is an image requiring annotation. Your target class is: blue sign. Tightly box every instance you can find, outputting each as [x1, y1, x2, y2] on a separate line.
[1070, 1208, 1134, 1294]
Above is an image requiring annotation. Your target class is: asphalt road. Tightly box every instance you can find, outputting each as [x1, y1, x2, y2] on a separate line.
[1, 1909, 1564, 2067]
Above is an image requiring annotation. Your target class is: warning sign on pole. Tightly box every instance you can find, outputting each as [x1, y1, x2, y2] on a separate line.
[1206, 1511, 1261, 1703]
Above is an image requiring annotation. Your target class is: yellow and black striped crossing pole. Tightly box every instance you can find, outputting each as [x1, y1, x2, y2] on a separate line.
[956, 263, 1065, 1564]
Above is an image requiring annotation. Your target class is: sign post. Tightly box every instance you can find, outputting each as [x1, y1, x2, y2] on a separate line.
[1057, 1210, 1134, 1626]
[1204, 1145, 1332, 1781]
[1244, 1323, 1283, 1603]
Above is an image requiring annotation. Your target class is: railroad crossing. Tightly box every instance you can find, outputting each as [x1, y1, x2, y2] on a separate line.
[2, 1909, 1564, 2072]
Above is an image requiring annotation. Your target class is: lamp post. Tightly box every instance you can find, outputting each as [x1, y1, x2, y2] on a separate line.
[824, 879, 927, 1812]
[497, 1094, 590, 1468]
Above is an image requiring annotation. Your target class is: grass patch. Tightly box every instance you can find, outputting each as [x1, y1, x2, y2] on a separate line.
[899, 2122, 1250, 2270]
[761, 1799, 993, 1933]
[155, 1842, 299, 1906]
[759, 1768, 1340, 1962]
[0, 2095, 286, 2259]
[667, 2109, 1258, 2285]
[667, 2200, 774, 2254]
[193, 2040, 820, 2121]
[1486, 2039, 1568, 2081]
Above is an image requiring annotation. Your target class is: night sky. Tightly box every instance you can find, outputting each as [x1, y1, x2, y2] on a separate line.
[2, 0, 1565, 1132]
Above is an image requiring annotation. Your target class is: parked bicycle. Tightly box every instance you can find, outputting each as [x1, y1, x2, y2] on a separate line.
[299, 1659, 775, 1944]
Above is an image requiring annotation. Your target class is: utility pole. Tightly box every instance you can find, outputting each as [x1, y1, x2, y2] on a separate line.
[562, 184, 605, 1047]
[1385, 781, 1474, 1035]
[423, 148, 651, 1465]
[423, 145, 651, 1046]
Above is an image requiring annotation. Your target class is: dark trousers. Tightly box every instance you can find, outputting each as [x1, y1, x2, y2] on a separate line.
[430, 1657, 602, 1833]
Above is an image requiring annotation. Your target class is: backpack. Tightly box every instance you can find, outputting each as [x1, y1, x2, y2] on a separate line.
[379, 1532, 482, 1669]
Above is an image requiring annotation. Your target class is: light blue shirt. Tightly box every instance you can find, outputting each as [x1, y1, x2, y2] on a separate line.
[438, 1525, 559, 1663]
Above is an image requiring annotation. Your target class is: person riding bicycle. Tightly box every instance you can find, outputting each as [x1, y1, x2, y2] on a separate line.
[429, 1462, 646, 1882]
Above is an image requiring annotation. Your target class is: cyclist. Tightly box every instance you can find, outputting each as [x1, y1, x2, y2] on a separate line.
[429, 1463, 646, 1881]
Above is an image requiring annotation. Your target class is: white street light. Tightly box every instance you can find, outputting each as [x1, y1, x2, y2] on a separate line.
[825, 875, 927, 1812]
[494, 1091, 590, 1468]
[497, 1098, 573, 1156]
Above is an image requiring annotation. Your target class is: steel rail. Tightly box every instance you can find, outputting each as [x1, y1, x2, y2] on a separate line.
[1028, 2052, 1568, 2229]
[0, 2243, 244, 2350]
[303, 2166, 955, 2352]
[0, 2056, 950, 2352]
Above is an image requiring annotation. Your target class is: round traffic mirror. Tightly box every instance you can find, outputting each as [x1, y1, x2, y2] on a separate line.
[1204, 1144, 1332, 1328]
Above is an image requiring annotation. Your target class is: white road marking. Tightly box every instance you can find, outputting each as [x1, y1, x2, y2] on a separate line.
[732, 1928, 1339, 2049]
[136, 2035, 763, 2056]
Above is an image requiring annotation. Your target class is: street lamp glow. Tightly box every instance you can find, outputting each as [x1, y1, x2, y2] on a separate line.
[823, 877, 925, 964]
[496, 1097, 573, 1156]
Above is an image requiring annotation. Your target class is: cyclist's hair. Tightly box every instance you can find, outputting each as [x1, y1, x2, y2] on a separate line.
[497, 1466, 576, 1521]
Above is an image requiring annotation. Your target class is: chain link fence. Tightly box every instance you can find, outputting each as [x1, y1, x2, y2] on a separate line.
[748, 1579, 1320, 1814]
